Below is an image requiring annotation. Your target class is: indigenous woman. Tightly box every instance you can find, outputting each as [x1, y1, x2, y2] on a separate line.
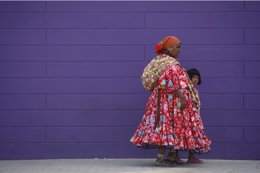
[130, 36, 211, 166]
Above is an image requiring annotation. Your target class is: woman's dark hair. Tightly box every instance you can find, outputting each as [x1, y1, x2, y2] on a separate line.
[187, 68, 202, 85]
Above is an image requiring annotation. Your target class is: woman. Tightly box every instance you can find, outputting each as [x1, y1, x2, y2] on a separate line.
[130, 36, 211, 166]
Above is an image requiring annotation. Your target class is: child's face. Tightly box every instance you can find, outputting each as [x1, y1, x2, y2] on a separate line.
[191, 75, 199, 85]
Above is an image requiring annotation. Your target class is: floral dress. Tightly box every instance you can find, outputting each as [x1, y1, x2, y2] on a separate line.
[130, 61, 211, 153]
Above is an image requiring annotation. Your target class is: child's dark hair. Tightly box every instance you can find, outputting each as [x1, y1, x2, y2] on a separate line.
[187, 68, 202, 85]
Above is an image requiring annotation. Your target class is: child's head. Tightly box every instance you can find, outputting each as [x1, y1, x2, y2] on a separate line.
[187, 68, 201, 85]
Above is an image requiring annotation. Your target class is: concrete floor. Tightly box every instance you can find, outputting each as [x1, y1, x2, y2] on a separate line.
[0, 159, 259, 173]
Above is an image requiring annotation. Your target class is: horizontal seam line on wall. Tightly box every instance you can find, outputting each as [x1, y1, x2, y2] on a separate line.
[0, 108, 145, 111]
[1, 27, 259, 29]
[0, 76, 142, 78]
[1, 92, 259, 94]
[0, 43, 257, 46]
[0, 142, 134, 144]
[1, 126, 259, 128]
[1, 11, 260, 14]
[0, 60, 259, 62]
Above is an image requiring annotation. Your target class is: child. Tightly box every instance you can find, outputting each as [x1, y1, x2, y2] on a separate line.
[187, 68, 201, 86]
[186, 68, 210, 163]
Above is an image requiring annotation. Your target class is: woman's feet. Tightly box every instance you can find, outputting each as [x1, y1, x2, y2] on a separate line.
[187, 150, 203, 164]
[166, 150, 186, 165]
[167, 155, 186, 164]
[155, 157, 174, 167]
[187, 156, 203, 164]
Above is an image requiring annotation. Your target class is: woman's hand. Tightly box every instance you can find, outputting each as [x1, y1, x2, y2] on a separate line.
[176, 89, 187, 111]
[179, 97, 187, 111]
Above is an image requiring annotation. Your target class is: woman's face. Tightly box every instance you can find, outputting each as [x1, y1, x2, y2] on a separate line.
[191, 75, 199, 85]
[167, 45, 181, 58]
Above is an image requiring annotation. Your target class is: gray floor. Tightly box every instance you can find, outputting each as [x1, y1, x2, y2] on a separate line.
[0, 159, 259, 173]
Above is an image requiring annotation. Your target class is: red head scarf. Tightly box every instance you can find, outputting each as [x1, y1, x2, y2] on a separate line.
[155, 36, 181, 54]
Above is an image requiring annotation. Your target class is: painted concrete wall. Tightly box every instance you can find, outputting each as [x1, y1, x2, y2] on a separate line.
[0, 1, 260, 160]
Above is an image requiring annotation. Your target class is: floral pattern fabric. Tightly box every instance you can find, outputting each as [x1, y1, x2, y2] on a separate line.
[130, 59, 211, 153]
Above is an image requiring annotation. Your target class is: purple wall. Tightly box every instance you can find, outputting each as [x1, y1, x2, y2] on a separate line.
[0, 1, 260, 160]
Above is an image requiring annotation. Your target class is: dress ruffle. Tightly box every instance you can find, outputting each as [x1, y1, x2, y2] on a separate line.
[130, 63, 211, 153]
